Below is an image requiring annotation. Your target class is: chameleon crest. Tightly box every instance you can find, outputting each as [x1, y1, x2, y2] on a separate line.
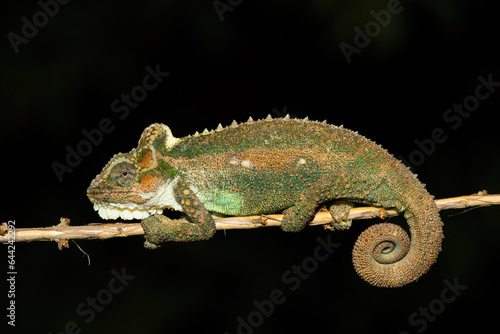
[88, 115, 444, 288]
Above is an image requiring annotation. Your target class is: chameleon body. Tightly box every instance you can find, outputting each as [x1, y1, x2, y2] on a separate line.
[87, 115, 444, 288]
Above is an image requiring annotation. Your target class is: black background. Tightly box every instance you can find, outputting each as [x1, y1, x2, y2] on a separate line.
[1, 1, 499, 333]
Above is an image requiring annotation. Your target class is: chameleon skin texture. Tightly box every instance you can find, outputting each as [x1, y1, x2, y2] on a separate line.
[87, 116, 444, 288]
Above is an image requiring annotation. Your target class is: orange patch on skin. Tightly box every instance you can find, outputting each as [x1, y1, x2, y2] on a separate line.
[139, 150, 154, 168]
[139, 174, 157, 191]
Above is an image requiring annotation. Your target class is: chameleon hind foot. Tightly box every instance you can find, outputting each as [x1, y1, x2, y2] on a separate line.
[280, 194, 319, 232]
[328, 200, 355, 230]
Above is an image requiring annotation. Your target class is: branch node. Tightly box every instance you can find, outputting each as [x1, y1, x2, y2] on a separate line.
[58, 217, 71, 227]
[56, 239, 70, 250]
[379, 208, 388, 220]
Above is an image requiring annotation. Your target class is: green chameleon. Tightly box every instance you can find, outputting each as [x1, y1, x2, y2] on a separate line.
[87, 115, 444, 288]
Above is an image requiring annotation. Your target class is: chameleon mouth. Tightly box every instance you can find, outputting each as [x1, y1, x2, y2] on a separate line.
[93, 203, 163, 220]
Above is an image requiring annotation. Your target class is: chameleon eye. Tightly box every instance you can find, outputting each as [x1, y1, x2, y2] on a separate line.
[109, 163, 136, 187]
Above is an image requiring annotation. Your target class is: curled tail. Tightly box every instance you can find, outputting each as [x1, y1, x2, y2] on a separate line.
[352, 183, 444, 288]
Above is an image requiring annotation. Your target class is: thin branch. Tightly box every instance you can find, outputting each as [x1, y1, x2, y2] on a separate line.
[1, 192, 498, 245]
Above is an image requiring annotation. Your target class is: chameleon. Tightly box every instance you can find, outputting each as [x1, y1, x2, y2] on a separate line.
[87, 115, 444, 288]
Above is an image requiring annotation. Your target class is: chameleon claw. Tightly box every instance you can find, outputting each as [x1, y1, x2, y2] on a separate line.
[379, 208, 388, 219]
[258, 214, 268, 225]
[143, 240, 160, 250]
[323, 224, 335, 231]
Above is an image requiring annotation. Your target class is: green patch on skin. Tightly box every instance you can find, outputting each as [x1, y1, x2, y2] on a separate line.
[152, 133, 169, 155]
[156, 159, 178, 179]
[209, 191, 246, 215]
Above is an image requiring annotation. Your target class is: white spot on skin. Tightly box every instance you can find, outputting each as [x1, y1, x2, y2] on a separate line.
[229, 158, 239, 165]
[298, 158, 307, 165]
[241, 160, 252, 168]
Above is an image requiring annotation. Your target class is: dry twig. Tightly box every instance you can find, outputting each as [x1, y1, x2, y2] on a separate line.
[1, 192, 498, 246]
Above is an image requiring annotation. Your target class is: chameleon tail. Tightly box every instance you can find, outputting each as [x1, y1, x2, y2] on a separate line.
[351, 184, 444, 288]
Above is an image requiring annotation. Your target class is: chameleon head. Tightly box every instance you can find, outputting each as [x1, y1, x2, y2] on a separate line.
[87, 123, 181, 220]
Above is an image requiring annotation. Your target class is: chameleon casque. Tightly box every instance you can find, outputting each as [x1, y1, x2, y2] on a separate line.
[87, 115, 444, 288]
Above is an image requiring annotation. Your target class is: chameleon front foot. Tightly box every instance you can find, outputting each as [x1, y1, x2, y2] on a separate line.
[140, 214, 177, 249]
[141, 179, 216, 248]
[141, 213, 216, 248]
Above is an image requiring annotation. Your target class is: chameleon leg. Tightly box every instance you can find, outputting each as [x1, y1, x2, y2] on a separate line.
[280, 194, 319, 232]
[141, 179, 216, 249]
[328, 200, 355, 230]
